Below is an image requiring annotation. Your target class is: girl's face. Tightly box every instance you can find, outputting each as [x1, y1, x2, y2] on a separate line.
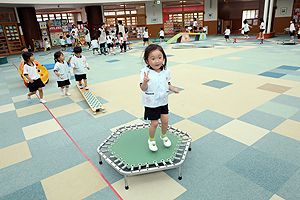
[145, 29, 148, 32]
[58, 54, 65, 62]
[29, 55, 34, 62]
[147, 49, 164, 72]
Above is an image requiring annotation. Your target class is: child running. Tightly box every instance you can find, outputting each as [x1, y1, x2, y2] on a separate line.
[258, 18, 265, 39]
[224, 25, 231, 42]
[159, 27, 164, 42]
[53, 51, 72, 96]
[22, 52, 46, 103]
[106, 31, 115, 55]
[140, 44, 179, 151]
[143, 27, 150, 46]
[118, 32, 124, 54]
[71, 46, 90, 90]
[59, 36, 66, 51]
[44, 38, 51, 54]
[290, 19, 296, 42]
[66, 34, 72, 50]
[91, 36, 100, 54]
[239, 20, 252, 38]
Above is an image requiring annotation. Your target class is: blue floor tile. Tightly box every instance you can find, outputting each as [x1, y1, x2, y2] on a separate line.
[238, 109, 286, 130]
[225, 147, 299, 193]
[258, 72, 286, 78]
[106, 59, 120, 63]
[277, 65, 300, 71]
[0, 181, 47, 200]
[18, 110, 53, 127]
[188, 109, 233, 130]
[252, 132, 300, 167]
[271, 94, 300, 108]
[45, 97, 74, 109]
[84, 186, 120, 200]
[277, 168, 300, 200]
[0, 94, 12, 106]
[168, 112, 185, 125]
[290, 70, 300, 76]
[202, 79, 233, 89]
[290, 110, 300, 122]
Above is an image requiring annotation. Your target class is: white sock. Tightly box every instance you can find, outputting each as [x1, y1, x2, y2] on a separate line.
[60, 88, 64, 91]
[65, 88, 69, 93]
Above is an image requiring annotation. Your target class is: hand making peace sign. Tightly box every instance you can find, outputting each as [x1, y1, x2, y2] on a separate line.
[144, 70, 150, 82]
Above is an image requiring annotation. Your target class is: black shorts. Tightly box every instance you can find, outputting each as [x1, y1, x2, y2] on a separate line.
[160, 36, 164, 39]
[193, 26, 197, 30]
[67, 44, 72, 47]
[28, 78, 45, 92]
[144, 104, 169, 120]
[57, 79, 70, 87]
[298, 35, 300, 39]
[143, 38, 149, 42]
[290, 31, 295, 36]
[75, 74, 87, 81]
[260, 29, 265, 32]
[46, 47, 51, 51]
[107, 43, 113, 48]
[92, 48, 99, 51]
[244, 31, 249, 34]
[61, 45, 66, 48]
[225, 35, 229, 39]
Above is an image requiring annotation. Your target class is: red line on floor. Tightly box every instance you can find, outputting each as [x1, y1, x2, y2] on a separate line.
[12, 62, 122, 199]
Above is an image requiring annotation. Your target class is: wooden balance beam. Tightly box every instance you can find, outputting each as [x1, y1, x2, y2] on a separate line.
[233, 38, 264, 44]
[76, 83, 105, 115]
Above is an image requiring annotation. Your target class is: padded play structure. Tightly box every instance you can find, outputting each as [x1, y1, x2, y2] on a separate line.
[97, 123, 192, 190]
[19, 60, 49, 87]
[166, 32, 207, 44]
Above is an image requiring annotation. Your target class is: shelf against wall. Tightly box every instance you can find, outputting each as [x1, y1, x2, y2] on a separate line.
[0, 23, 22, 56]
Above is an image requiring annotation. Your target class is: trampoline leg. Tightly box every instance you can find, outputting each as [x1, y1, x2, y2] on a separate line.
[188, 143, 192, 151]
[178, 166, 182, 180]
[98, 153, 102, 165]
[124, 176, 129, 190]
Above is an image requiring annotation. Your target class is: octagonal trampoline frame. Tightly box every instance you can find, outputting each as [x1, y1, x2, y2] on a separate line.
[97, 122, 192, 190]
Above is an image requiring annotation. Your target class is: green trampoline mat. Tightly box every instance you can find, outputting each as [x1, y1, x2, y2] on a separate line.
[109, 127, 180, 169]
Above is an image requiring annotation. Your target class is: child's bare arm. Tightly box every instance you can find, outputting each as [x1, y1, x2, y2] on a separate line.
[169, 84, 179, 93]
[24, 75, 33, 83]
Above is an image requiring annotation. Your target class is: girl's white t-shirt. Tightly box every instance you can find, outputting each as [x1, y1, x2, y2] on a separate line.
[106, 35, 113, 44]
[91, 40, 99, 49]
[160, 30, 164, 37]
[290, 23, 295, 32]
[260, 22, 265, 29]
[66, 38, 72, 44]
[60, 39, 65, 45]
[54, 61, 71, 81]
[244, 23, 250, 32]
[225, 29, 230, 35]
[193, 21, 197, 27]
[23, 63, 40, 83]
[45, 41, 51, 48]
[143, 31, 149, 38]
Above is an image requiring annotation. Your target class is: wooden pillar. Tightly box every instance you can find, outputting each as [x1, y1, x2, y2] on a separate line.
[16, 7, 41, 50]
[85, 6, 104, 38]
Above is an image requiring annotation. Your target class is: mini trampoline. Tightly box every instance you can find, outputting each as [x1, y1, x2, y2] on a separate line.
[97, 123, 192, 190]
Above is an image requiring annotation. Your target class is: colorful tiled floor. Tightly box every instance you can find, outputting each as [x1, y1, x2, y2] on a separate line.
[1, 34, 300, 200]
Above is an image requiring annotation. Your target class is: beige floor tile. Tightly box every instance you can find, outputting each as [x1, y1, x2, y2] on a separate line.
[41, 161, 108, 200]
[22, 119, 62, 140]
[172, 119, 212, 142]
[0, 103, 15, 114]
[67, 88, 85, 102]
[50, 103, 83, 118]
[215, 119, 269, 146]
[284, 83, 300, 98]
[0, 141, 32, 169]
[272, 119, 300, 141]
[43, 92, 70, 102]
[269, 194, 286, 200]
[16, 103, 47, 118]
[7, 82, 24, 89]
[112, 171, 186, 200]
[257, 83, 292, 94]
[12, 94, 27, 103]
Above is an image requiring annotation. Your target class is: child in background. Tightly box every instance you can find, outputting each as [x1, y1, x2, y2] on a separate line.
[118, 32, 124, 54]
[71, 46, 90, 90]
[106, 31, 115, 55]
[143, 27, 150, 46]
[22, 52, 46, 103]
[44, 38, 51, 54]
[91, 36, 100, 54]
[224, 25, 231, 42]
[297, 23, 300, 44]
[66, 34, 72, 50]
[54, 51, 71, 96]
[290, 19, 296, 42]
[98, 23, 107, 55]
[159, 27, 164, 42]
[258, 18, 265, 39]
[59, 36, 66, 51]
[140, 44, 179, 151]
[239, 20, 252, 38]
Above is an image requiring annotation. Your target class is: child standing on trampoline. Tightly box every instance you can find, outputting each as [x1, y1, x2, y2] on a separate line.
[140, 44, 179, 151]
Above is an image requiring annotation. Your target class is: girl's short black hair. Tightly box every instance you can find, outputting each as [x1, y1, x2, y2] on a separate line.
[73, 46, 82, 53]
[243, 20, 248, 24]
[44, 38, 48, 41]
[21, 45, 27, 50]
[54, 51, 63, 63]
[59, 36, 63, 39]
[226, 25, 230, 29]
[145, 27, 148, 30]
[106, 31, 110, 35]
[160, 27, 163, 30]
[66, 34, 70, 38]
[260, 18, 264, 22]
[22, 52, 33, 62]
[118, 20, 122, 24]
[291, 19, 296, 23]
[91, 36, 96, 40]
[143, 44, 167, 70]
[118, 32, 123, 37]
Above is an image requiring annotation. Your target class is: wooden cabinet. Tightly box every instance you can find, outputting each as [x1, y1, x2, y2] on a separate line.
[0, 25, 9, 56]
[0, 23, 22, 56]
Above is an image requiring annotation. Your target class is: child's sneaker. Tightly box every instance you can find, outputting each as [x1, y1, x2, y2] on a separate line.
[65, 92, 71, 96]
[79, 84, 83, 89]
[160, 135, 171, 147]
[85, 86, 89, 90]
[148, 139, 158, 151]
[113, 51, 116, 55]
[26, 93, 31, 101]
[40, 99, 46, 103]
